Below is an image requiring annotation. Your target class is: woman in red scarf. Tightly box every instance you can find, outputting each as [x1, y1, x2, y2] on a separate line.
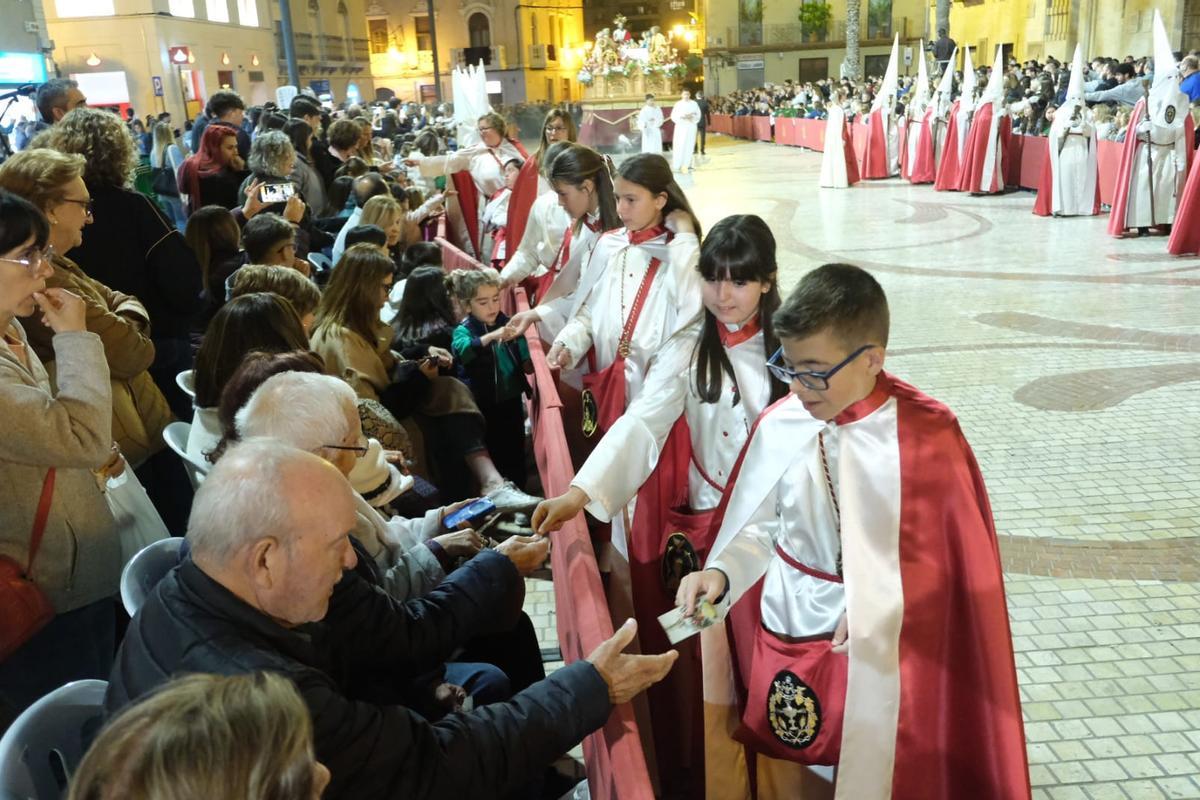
[177, 125, 247, 216]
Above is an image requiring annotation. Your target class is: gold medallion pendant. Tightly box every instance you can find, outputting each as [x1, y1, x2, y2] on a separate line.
[660, 532, 700, 595]
[767, 670, 821, 749]
[581, 389, 599, 438]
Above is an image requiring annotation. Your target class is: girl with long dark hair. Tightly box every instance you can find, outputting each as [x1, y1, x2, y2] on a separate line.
[504, 142, 620, 341]
[532, 214, 783, 795]
[547, 152, 702, 447]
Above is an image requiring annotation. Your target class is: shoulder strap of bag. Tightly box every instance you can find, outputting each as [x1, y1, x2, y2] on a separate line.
[25, 468, 56, 577]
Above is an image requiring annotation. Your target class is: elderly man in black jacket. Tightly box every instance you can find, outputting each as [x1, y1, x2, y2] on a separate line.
[107, 439, 675, 799]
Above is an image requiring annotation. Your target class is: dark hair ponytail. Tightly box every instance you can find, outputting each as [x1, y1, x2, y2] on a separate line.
[616, 153, 703, 239]
[547, 143, 620, 233]
[691, 214, 785, 405]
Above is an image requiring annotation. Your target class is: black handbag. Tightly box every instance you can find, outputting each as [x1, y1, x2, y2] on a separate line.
[151, 166, 179, 197]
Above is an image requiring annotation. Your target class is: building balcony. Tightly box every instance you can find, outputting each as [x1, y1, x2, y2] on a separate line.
[707, 16, 914, 53]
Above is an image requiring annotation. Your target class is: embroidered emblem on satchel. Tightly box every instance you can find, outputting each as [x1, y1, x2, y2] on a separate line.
[581, 389, 599, 438]
[660, 531, 699, 595]
[767, 669, 822, 749]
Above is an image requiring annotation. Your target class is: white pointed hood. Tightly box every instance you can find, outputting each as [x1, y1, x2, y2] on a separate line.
[1151, 9, 1178, 87]
[910, 41, 931, 112]
[871, 34, 900, 115]
[932, 47, 957, 114]
[452, 62, 493, 148]
[982, 44, 1005, 104]
[1148, 8, 1188, 128]
[959, 47, 977, 112]
[1053, 44, 1090, 136]
[1065, 43, 1085, 104]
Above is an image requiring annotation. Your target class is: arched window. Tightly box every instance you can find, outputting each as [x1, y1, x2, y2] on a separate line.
[309, 0, 326, 61]
[338, 1, 353, 61]
[469, 12, 491, 48]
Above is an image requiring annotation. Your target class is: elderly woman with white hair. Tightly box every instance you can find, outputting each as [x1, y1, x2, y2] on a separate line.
[239, 129, 330, 256]
[232, 368, 553, 701]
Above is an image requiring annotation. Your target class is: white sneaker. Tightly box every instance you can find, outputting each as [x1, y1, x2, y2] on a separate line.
[487, 481, 542, 514]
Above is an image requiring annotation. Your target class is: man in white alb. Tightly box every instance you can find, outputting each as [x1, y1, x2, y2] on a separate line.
[670, 90, 702, 174]
[637, 94, 664, 155]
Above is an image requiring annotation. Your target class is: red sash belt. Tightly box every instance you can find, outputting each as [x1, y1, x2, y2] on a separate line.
[774, 543, 843, 584]
[579, 255, 661, 438]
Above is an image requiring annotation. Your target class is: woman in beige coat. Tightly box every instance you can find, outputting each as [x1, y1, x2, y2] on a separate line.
[0, 190, 120, 717]
[311, 243, 539, 511]
[0, 148, 172, 469]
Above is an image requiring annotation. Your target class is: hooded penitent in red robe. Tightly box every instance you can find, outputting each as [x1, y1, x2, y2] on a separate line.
[933, 101, 962, 191]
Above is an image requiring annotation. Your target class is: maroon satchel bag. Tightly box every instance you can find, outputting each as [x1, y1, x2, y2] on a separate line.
[0, 469, 57, 661]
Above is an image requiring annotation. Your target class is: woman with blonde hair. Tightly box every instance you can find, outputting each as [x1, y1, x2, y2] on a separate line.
[358, 193, 406, 252]
[68, 672, 329, 800]
[0, 148, 173, 471]
[35, 107, 204, 423]
[311, 243, 539, 509]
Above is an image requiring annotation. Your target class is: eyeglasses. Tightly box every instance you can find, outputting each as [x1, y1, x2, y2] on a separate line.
[766, 344, 877, 390]
[60, 197, 94, 218]
[545, 125, 568, 133]
[322, 436, 369, 458]
[0, 245, 54, 274]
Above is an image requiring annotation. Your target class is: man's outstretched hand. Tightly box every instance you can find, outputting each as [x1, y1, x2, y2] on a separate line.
[586, 619, 677, 705]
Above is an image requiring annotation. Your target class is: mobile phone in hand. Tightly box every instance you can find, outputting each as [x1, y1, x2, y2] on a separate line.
[259, 182, 296, 203]
[443, 498, 496, 530]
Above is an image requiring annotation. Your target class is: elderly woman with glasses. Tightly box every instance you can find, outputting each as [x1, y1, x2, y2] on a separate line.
[0, 148, 173, 472]
[404, 111, 525, 260]
[0, 188, 121, 718]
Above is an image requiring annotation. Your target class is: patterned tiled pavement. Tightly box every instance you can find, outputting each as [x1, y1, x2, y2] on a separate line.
[526, 135, 1200, 798]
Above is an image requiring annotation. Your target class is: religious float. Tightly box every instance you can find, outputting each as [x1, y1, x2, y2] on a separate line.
[577, 15, 688, 150]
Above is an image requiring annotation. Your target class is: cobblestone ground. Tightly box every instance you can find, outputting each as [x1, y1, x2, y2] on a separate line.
[526, 134, 1200, 799]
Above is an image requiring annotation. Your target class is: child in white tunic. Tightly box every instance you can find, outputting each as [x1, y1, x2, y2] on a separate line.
[504, 143, 621, 342]
[533, 215, 786, 797]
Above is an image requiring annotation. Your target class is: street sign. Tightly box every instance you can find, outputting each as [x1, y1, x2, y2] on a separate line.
[168, 46, 190, 65]
[904, 47, 913, 66]
[152, 75, 163, 96]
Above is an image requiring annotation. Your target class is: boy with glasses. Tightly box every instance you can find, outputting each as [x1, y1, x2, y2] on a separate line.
[677, 263, 1029, 798]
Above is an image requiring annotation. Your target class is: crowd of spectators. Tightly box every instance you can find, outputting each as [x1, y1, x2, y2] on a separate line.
[0, 80, 670, 800]
[708, 46, 1200, 144]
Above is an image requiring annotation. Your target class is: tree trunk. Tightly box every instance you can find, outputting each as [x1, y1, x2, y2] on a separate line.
[844, 0, 861, 80]
[936, 0, 950, 40]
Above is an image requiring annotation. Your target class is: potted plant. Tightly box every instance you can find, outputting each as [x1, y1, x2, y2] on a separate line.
[798, 1, 832, 41]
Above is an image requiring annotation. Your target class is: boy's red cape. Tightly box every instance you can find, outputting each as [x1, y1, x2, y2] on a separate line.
[709, 375, 1031, 799]
[504, 149, 541, 264]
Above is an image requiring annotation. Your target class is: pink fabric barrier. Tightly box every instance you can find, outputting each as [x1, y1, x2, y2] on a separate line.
[427, 238, 655, 798]
[513, 287, 656, 800]
[434, 233, 486, 273]
[752, 116, 772, 141]
[710, 114, 732, 135]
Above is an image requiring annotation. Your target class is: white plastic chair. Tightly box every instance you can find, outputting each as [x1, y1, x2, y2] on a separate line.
[0, 680, 107, 800]
[162, 421, 207, 490]
[119, 537, 184, 617]
[174, 369, 195, 400]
